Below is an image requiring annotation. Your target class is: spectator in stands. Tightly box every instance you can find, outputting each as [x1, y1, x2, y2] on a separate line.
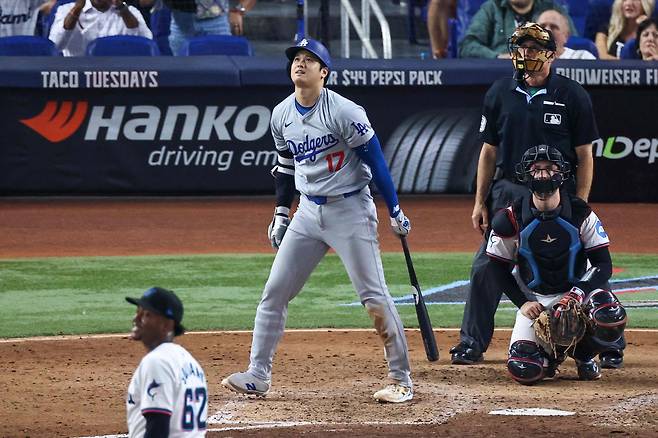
[0, 0, 55, 36]
[49, 0, 152, 56]
[595, 0, 655, 59]
[636, 16, 658, 59]
[459, 0, 575, 58]
[427, 0, 457, 58]
[538, 9, 596, 58]
[139, 0, 256, 56]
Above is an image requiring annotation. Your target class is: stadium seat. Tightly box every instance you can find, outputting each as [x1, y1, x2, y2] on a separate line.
[0, 36, 59, 56]
[150, 6, 173, 56]
[179, 35, 254, 56]
[584, 0, 614, 41]
[620, 38, 639, 59]
[566, 35, 599, 58]
[556, 0, 588, 36]
[86, 35, 160, 56]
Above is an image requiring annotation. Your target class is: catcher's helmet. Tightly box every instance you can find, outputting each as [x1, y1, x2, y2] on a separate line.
[508, 22, 556, 78]
[515, 145, 571, 196]
[585, 290, 627, 342]
[286, 38, 332, 70]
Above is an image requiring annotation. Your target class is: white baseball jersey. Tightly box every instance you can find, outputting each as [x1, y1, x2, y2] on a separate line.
[127, 342, 207, 438]
[486, 208, 610, 263]
[0, 0, 44, 37]
[270, 88, 375, 196]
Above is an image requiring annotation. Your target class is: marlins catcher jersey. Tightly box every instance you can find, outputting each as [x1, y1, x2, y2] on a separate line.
[486, 206, 610, 268]
[270, 87, 374, 196]
[127, 342, 207, 437]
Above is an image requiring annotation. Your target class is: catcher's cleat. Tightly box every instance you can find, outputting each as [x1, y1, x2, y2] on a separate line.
[222, 372, 270, 396]
[576, 359, 602, 380]
[450, 342, 483, 365]
[600, 350, 624, 369]
[373, 384, 413, 403]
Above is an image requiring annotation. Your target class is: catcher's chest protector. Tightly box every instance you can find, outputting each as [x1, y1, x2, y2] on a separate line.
[516, 196, 588, 294]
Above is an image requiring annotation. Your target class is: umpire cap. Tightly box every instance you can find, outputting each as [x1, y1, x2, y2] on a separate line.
[285, 38, 332, 70]
[126, 287, 185, 336]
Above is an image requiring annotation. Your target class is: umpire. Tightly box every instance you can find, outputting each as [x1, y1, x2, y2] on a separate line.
[449, 22, 625, 369]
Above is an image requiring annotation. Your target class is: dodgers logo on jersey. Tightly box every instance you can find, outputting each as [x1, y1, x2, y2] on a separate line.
[351, 121, 370, 136]
[287, 133, 339, 163]
[595, 220, 608, 238]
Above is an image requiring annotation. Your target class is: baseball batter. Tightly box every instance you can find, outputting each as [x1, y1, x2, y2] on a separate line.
[126, 287, 208, 437]
[222, 38, 414, 403]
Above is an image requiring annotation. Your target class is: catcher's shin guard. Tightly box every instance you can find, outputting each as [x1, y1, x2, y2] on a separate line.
[507, 340, 546, 385]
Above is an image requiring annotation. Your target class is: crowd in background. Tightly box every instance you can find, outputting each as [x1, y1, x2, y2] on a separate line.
[0, 0, 656, 60]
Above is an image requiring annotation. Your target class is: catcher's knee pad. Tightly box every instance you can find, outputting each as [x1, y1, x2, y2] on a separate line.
[508, 340, 546, 385]
[584, 289, 627, 342]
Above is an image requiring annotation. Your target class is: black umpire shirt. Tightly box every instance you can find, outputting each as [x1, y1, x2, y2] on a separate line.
[479, 73, 599, 181]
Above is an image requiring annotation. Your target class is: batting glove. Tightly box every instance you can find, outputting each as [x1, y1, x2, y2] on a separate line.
[268, 206, 290, 249]
[390, 207, 411, 236]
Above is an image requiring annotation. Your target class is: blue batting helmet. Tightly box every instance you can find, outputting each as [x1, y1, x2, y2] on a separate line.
[285, 38, 332, 70]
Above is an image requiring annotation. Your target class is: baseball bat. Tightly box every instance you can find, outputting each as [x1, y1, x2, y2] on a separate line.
[400, 236, 439, 362]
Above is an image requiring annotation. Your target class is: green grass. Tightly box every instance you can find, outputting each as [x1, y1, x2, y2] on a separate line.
[1, 253, 656, 338]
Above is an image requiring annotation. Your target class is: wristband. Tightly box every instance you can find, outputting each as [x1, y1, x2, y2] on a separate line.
[231, 4, 246, 15]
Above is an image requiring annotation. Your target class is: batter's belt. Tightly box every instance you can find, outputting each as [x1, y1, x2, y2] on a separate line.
[305, 188, 363, 205]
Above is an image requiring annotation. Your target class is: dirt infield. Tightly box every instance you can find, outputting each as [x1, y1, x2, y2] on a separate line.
[1, 196, 657, 257]
[0, 196, 657, 437]
[2, 330, 657, 437]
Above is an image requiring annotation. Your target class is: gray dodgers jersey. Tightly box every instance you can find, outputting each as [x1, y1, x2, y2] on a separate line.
[271, 88, 375, 196]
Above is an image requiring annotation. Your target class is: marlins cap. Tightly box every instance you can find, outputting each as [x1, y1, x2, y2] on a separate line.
[126, 287, 185, 336]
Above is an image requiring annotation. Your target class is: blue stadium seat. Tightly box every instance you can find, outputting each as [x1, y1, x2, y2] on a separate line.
[447, 18, 459, 58]
[620, 38, 639, 59]
[0, 36, 59, 56]
[179, 35, 253, 56]
[86, 35, 160, 56]
[584, 0, 614, 41]
[556, 0, 589, 36]
[150, 6, 173, 56]
[566, 35, 599, 57]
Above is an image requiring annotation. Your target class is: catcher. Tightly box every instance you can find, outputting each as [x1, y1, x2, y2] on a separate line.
[485, 145, 627, 385]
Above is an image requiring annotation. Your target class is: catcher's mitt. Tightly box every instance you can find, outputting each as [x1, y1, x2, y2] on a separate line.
[533, 299, 587, 357]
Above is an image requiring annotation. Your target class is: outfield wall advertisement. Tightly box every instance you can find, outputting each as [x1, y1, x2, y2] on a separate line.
[1, 59, 656, 201]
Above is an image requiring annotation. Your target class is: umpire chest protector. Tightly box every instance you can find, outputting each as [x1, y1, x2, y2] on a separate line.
[515, 194, 591, 294]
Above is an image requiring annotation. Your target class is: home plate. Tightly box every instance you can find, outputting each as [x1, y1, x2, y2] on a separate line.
[489, 408, 575, 416]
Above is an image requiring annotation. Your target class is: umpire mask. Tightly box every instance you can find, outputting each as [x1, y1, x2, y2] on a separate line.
[508, 23, 556, 82]
[516, 145, 570, 197]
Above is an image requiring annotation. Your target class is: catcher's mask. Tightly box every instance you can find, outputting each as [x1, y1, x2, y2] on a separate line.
[515, 145, 571, 197]
[508, 23, 556, 81]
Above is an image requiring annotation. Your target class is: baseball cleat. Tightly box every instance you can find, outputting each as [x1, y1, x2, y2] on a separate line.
[576, 359, 602, 380]
[599, 350, 624, 369]
[373, 384, 413, 403]
[450, 342, 483, 365]
[222, 372, 270, 396]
